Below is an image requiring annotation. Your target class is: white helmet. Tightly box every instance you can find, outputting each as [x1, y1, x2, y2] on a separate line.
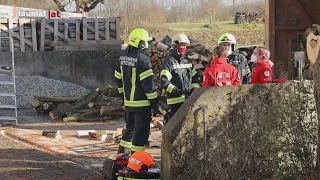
[171, 33, 190, 46]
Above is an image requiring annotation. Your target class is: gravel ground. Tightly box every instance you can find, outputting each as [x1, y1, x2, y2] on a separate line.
[0, 134, 103, 180]
[0, 74, 90, 108]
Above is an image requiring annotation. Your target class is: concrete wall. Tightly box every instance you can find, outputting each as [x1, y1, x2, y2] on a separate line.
[0, 50, 122, 90]
[162, 81, 318, 179]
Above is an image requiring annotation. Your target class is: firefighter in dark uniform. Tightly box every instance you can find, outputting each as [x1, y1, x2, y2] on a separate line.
[218, 33, 251, 84]
[160, 33, 201, 123]
[114, 28, 160, 154]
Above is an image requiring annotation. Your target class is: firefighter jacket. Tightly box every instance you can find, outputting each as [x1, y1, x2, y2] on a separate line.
[249, 60, 273, 84]
[160, 50, 201, 105]
[202, 57, 240, 87]
[114, 47, 158, 112]
[227, 52, 251, 84]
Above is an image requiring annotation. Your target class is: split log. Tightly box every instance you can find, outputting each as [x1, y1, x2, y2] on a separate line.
[88, 97, 123, 108]
[43, 102, 57, 111]
[49, 88, 105, 120]
[31, 99, 44, 107]
[100, 106, 124, 117]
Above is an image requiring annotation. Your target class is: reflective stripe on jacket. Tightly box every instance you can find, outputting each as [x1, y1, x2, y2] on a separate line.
[160, 50, 201, 105]
[114, 47, 158, 112]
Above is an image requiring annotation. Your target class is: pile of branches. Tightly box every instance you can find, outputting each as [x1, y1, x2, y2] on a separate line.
[31, 87, 124, 122]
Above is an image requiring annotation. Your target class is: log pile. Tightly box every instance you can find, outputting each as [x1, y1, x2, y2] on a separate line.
[32, 87, 124, 122]
[146, 41, 169, 88]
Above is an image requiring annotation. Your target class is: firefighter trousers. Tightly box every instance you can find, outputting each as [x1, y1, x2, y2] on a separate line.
[118, 110, 151, 153]
[165, 102, 183, 123]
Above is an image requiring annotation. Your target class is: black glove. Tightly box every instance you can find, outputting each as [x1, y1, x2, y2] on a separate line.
[172, 88, 183, 97]
[149, 97, 161, 116]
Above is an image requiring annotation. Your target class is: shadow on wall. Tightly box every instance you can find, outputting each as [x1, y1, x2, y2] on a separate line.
[0, 50, 122, 90]
[162, 81, 318, 179]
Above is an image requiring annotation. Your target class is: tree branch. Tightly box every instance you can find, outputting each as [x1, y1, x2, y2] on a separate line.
[83, 0, 104, 12]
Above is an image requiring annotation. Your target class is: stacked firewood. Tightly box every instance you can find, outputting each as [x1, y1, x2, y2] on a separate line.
[32, 87, 124, 122]
[146, 41, 170, 89]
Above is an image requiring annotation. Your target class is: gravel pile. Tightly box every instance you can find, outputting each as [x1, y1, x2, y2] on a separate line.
[0, 74, 91, 108]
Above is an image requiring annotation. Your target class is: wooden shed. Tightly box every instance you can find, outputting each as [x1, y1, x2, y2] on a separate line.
[265, 0, 320, 79]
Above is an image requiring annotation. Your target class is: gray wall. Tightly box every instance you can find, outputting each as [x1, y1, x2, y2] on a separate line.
[0, 50, 122, 90]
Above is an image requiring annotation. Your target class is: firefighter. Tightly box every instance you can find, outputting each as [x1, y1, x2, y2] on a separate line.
[218, 33, 251, 84]
[114, 28, 160, 154]
[160, 33, 201, 123]
[249, 46, 273, 84]
[202, 46, 240, 87]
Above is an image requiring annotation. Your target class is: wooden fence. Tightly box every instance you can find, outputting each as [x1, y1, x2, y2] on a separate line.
[0, 17, 122, 52]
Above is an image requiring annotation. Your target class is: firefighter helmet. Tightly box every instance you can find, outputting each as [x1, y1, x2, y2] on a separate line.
[127, 151, 156, 172]
[128, 28, 151, 49]
[218, 33, 236, 45]
[171, 33, 190, 46]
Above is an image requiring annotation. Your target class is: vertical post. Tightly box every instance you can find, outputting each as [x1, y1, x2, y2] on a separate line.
[116, 17, 120, 40]
[83, 18, 87, 40]
[95, 17, 99, 40]
[19, 19, 25, 52]
[265, 0, 275, 62]
[40, 18, 45, 51]
[31, 19, 37, 51]
[75, 19, 80, 41]
[0, 21, 2, 52]
[54, 19, 58, 42]
[105, 18, 109, 40]
[64, 19, 68, 41]
[8, 18, 13, 52]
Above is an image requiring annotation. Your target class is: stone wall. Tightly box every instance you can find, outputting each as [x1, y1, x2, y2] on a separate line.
[162, 81, 318, 179]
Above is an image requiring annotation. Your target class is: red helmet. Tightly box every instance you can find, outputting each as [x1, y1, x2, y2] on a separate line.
[127, 151, 156, 172]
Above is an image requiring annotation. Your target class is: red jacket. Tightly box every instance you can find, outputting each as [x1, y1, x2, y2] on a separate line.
[249, 61, 272, 84]
[202, 57, 240, 87]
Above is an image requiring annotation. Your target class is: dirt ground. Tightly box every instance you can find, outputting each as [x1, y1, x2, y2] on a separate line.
[0, 135, 103, 180]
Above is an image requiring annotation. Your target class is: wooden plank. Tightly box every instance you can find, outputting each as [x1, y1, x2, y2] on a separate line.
[95, 18, 99, 40]
[116, 17, 120, 40]
[105, 18, 109, 40]
[265, 0, 275, 61]
[0, 19, 18, 24]
[86, 17, 116, 23]
[8, 18, 13, 52]
[75, 19, 80, 41]
[83, 18, 87, 40]
[64, 19, 68, 40]
[40, 18, 45, 51]
[18, 19, 25, 52]
[50, 40, 124, 46]
[31, 19, 37, 51]
[54, 19, 58, 42]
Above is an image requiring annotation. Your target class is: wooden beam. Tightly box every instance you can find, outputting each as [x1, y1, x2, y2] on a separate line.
[64, 19, 68, 40]
[265, 0, 275, 61]
[18, 19, 25, 52]
[75, 19, 80, 41]
[31, 20, 37, 51]
[95, 18, 99, 40]
[84, 22, 105, 38]
[105, 18, 109, 40]
[40, 18, 45, 51]
[116, 17, 120, 40]
[45, 24, 70, 41]
[0, 24, 33, 46]
[83, 18, 87, 40]
[54, 19, 58, 42]
[0, 22, 1, 51]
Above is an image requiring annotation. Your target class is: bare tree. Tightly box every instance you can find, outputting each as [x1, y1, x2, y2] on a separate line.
[52, 0, 104, 12]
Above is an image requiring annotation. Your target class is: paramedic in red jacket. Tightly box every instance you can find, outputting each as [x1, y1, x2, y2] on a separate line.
[203, 46, 240, 87]
[249, 46, 273, 84]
